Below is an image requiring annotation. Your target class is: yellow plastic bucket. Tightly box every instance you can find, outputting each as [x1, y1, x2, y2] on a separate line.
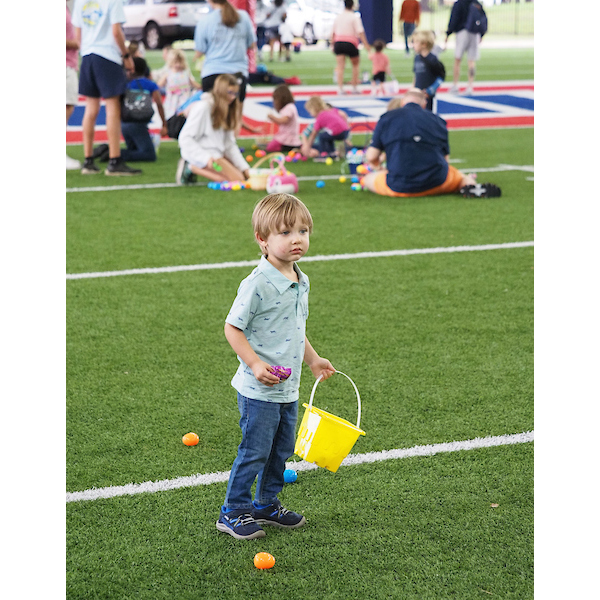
[294, 370, 365, 473]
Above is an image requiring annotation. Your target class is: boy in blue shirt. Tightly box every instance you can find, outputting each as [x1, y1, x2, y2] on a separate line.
[411, 30, 446, 112]
[217, 193, 335, 540]
[92, 57, 167, 163]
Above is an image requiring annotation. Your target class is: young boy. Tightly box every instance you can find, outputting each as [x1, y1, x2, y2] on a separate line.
[411, 30, 446, 112]
[217, 193, 335, 540]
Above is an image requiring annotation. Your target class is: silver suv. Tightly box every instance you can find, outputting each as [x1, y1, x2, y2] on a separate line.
[123, 0, 210, 50]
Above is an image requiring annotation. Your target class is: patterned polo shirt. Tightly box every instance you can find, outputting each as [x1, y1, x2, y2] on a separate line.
[226, 256, 309, 403]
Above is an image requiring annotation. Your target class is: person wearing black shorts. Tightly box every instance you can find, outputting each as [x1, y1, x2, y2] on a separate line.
[72, 0, 141, 175]
[331, 1, 370, 94]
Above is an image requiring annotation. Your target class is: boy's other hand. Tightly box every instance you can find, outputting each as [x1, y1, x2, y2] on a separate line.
[310, 358, 335, 382]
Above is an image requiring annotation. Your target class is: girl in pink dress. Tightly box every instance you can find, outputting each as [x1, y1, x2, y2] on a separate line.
[266, 85, 302, 153]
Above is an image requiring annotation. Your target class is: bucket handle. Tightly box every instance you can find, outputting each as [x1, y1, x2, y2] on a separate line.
[308, 370, 362, 429]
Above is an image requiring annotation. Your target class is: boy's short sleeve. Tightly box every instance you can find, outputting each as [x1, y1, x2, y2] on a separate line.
[225, 276, 260, 332]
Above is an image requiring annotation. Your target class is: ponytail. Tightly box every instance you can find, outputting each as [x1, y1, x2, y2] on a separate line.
[211, 0, 240, 28]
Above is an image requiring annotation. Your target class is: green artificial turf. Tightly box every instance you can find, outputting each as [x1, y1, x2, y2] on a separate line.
[66, 43, 534, 597]
[67, 444, 533, 599]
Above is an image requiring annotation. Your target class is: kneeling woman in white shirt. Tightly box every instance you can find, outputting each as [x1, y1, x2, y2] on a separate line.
[176, 74, 250, 184]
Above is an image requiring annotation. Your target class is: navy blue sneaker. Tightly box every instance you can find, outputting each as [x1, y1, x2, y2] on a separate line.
[252, 501, 306, 529]
[216, 508, 266, 540]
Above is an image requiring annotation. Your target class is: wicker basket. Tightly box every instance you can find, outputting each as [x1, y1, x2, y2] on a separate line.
[247, 153, 285, 191]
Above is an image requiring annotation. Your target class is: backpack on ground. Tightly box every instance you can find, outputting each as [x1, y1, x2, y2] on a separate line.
[465, 1, 488, 36]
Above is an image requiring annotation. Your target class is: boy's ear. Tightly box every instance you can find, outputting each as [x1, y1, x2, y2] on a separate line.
[255, 231, 268, 251]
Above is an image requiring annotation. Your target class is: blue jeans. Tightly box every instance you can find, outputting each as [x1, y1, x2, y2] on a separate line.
[120, 121, 156, 162]
[224, 394, 298, 510]
[316, 130, 349, 155]
[403, 22, 416, 52]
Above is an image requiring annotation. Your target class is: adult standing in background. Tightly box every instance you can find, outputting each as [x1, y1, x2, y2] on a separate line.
[445, 0, 480, 95]
[331, 0, 370, 95]
[193, 0, 256, 125]
[399, 0, 420, 55]
[66, 1, 81, 170]
[255, 0, 269, 61]
[263, 0, 287, 62]
[72, 0, 142, 175]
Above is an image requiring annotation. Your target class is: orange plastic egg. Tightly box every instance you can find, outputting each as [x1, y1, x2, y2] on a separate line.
[182, 432, 199, 446]
[253, 552, 275, 569]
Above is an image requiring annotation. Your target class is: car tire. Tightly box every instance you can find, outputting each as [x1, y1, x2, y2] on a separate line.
[302, 23, 316, 45]
[144, 21, 163, 50]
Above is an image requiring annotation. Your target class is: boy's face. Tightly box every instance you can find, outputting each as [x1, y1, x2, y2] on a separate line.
[257, 222, 310, 271]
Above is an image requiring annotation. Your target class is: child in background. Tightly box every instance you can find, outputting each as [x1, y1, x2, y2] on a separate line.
[157, 48, 201, 119]
[151, 44, 172, 91]
[266, 84, 301, 153]
[368, 39, 391, 96]
[176, 74, 251, 184]
[301, 96, 350, 159]
[217, 192, 335, 540]
[91, 57, 167, 163]
[411, 30, 446, 112]
[278, 15, 294, 62]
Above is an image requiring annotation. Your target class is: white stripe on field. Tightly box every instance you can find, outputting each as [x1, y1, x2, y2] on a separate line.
[66, 430, 533, 503]
[65, 164, 534, 193]
[67, 240, 534, 280]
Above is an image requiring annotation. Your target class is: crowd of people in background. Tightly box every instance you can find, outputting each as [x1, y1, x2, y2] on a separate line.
[67, 0, 493, 196]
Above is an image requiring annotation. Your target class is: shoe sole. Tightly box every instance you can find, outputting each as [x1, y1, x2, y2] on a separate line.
[254, 516, 306, 529]
[81, 168, 101, 175]
[175, 158, 187, 184]
[460, 183, 502, 199]
[215, 521, 266, 540]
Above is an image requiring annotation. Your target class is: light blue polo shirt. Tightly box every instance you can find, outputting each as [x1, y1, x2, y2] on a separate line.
[226, 256, 309, 403]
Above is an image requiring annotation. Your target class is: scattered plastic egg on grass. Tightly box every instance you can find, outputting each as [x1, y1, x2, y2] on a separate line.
[339, 176, 347, 183]
[316, 180, 325, 188]
[182, 432, 199, 446]
[254, 553, 275, 569]
[284, 469, 297, 483]
[325, 157, 333, 165]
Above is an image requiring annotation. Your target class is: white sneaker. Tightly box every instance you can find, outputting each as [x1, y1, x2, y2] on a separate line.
[462, 86, 474, 96]
[448, 85, 460, 95]
[151, 133, 161, 154]
[66, 155, 81, 170]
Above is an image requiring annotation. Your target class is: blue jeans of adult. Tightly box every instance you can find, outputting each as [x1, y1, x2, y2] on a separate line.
[223, 394, 298, 510]
[120, 121, 156, 162]
[316, 130, 349, 156]
[403, 21, 416, 52]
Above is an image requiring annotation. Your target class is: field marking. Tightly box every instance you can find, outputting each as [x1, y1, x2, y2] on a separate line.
[66, 430, 533, 503]
[66, 164, 534, 193]
[66, 241, 533, 280]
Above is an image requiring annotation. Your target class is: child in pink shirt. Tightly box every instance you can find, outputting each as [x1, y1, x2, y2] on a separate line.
[301, 96, 350, 159]
[368, 40, 392, 96]
[266, 85, 302, 153]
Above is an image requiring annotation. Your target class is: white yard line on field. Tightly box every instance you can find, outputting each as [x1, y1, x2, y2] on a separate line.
[65, 164, 534, 193]
[66, 241, 534, 280]
[66, 430, 534, 503]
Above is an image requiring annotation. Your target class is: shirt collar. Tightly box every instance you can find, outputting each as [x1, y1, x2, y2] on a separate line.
[258, 255, 308, 295]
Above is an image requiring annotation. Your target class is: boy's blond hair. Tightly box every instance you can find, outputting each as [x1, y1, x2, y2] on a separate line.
[411, 30, 435, 51]
[252, 194, 313, 255]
